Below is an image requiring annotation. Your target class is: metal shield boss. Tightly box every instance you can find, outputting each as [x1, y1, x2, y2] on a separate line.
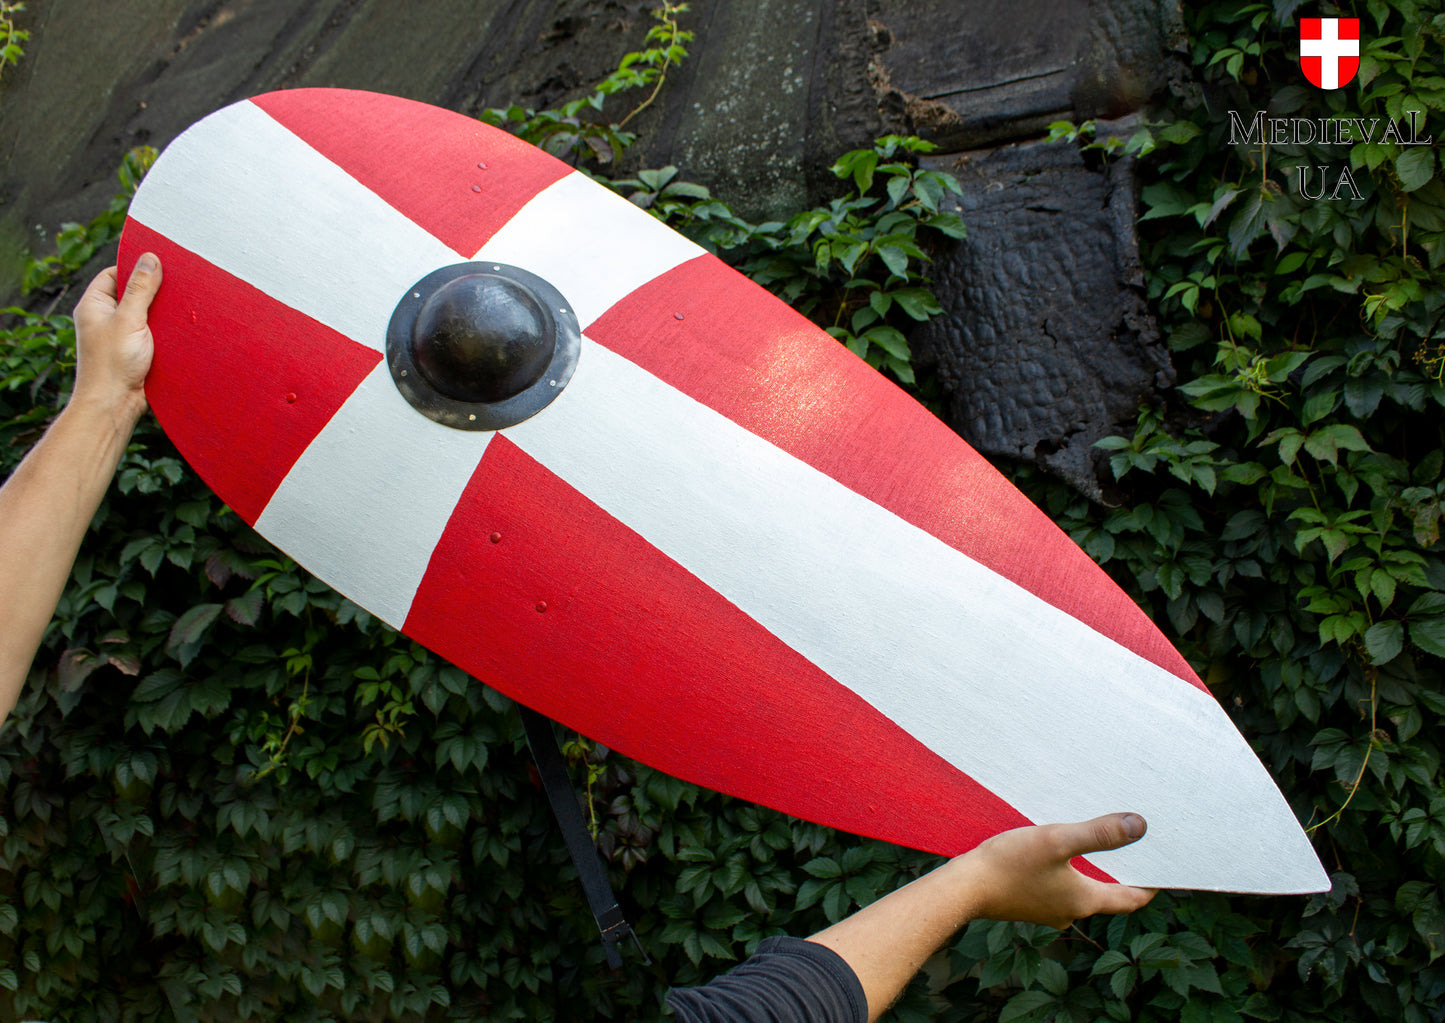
[387, 262, 581, 431]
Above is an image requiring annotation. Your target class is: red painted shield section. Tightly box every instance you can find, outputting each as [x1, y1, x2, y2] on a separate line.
[585, 255, 1203, 690]
[251, 90, 570, 258]
[121, 220, 380, 524]
[405, 436, 1067, 863]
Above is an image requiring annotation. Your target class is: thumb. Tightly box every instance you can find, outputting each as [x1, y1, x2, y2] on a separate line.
[118, 252, 163, 318]
[1056, 812, 1148, 859]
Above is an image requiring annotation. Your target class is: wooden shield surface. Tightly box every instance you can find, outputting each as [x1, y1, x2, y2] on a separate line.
[118, 88, 1328, 894]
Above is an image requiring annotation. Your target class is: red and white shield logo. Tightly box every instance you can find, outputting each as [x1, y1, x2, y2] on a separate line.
[1299, 17, 1360, 90]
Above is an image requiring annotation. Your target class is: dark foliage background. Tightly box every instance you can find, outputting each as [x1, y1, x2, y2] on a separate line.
[2, 1, 1443, 1020]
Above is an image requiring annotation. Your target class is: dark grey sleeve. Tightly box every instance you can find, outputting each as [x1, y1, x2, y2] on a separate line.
[666, 936, 868, 1023]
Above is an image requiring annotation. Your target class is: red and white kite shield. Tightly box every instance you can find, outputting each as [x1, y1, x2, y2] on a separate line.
[119, 89, 1328, 894]
[1300, 18, 1360, 90]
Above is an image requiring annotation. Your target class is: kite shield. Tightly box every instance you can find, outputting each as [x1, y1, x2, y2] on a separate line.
[119, 88, 1328, 896]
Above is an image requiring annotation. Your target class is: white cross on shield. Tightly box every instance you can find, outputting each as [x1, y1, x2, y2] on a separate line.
[1299, 17, 1361, 90]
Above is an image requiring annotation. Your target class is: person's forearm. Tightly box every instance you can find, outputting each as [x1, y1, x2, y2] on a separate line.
[0, 395, 143, 724]
[806, 814, 1154, 1022]
[807, 854, 982, 1021]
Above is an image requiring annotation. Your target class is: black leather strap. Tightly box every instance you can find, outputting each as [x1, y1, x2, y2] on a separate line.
[520, 705, 646, 969]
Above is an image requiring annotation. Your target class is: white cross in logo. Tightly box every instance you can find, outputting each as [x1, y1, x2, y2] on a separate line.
[1300, 18, 1360, 90]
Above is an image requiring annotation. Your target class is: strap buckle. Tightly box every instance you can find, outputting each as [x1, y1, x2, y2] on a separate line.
[520, 705, 649, 970]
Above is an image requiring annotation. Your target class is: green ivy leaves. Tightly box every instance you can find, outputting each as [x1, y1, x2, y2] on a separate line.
[479, 2, 691, 167]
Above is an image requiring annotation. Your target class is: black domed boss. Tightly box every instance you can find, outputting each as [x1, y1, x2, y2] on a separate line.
[387, 262, 581, 431]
